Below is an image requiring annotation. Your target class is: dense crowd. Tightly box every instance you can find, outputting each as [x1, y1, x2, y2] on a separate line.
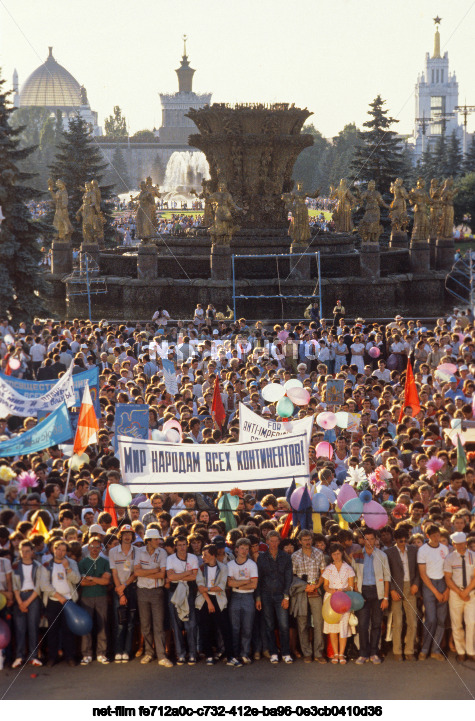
[0, 304, 475, 674]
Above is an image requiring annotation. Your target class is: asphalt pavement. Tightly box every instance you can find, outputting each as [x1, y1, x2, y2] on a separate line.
[0, 653, 474, 701]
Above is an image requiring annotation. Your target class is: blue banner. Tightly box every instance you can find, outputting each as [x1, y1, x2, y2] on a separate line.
[0, 403, 73, 457]
[113, 404, 149, 452]
[0, 367, 99, 407]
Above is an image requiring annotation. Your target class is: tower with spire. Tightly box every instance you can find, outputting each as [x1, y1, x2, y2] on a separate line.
[159, 36, 212, 145]
[413, 17, 461, 157]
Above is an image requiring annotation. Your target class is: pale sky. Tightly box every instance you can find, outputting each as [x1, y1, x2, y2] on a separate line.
[1, 0, 475, 138]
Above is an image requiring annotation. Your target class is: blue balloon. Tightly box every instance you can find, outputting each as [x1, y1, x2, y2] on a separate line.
[359, 489, 373, 504]
[341, 497, 364, 523]
[346, 591, 365, 612]
[63, 600, 93, 636]
[276, 396, 294, 418]
[312, 493, 330, 513]
[336, 470, 347, 486]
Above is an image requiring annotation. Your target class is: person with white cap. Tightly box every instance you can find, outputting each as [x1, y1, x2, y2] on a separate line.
[443, 532, 475, 662]
[134, 528, 172, 667]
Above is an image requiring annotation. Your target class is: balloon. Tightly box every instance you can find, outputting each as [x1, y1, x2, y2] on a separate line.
[437, 362, 458, 375]
[368, 346, 380, 358]
[341, 497, 364, 523]
[262, 383, 285, 403]
[316, 412, 337, 430]
[8, 358, 20, 370]
[318, 485, 337, 504]
[362, 500, 388, 530]
[322, 596, 342, 624]
[63, 600, 93, 636]
[287, 387, 310, 406]
[312, 493, 330, 513]
[347, 591, 365, 612]
[359, 489, 373, 504]
[163, 419, 182, 435]
[165, 428, 181, 443]
[0, 618, 11, 649]
[335, 411, 349, 429]
[290, 486, 307, 510]
[336, 483, 357, 509]
[0, 592, 6, 611]
[276, 396, 294, 418]
[284, 379, 303, 391]
[336, 470, 347, 486]
[69, 453, 89, 471]
[151, 429, 168, 442]
[330, 591, 352, 614]
[217, 493, 239, 510]
[3, 334, 14, 345]
[108, 483, 133, 507]
[315, 441, 333, 460]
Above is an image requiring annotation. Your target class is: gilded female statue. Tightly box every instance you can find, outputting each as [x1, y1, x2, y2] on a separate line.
[76, 182, 95, 243]
[356, 180, 389, 243]
[408, 177, 431, 241]
[281, 182, 319, 243]
[133, 181, 156, 240]
[389, 177, 409, 233]
[429, 178, 443, 238]
[208, 181, 241, 245]
[438, 178, 458, 239]
[48, 178, 74, 242]
[330, 179, 357, 233]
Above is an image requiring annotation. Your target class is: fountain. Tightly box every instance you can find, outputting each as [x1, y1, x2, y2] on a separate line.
[163, 151, 210, 191]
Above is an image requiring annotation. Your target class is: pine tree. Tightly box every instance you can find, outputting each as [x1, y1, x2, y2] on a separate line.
[446, 131, 463, 177]
[49, 116, 115, 244]
[107, 146, 130, 194]
[0, 72, 50, 322]
[350, 95, 403, 193]
[432, 134, 449, 177]
[462, 135, 475, 174]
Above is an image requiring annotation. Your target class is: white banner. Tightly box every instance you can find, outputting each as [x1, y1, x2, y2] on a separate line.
[239, 403, 314, 443]
[0, 364, 75, 417]
[118, 431, 309, 492]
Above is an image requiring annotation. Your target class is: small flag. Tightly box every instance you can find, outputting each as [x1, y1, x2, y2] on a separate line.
[281, 512, 292, 539]
[30, 515, 48, 537]
[312, 513, 322, 534]
[73, 382, 98, 455]
[457, 435, 467, 474]
[211, 376, 226, 429]
[219, 494, 237, 532]
[104, 482, 118, 527]
[398, 360, 421, 422]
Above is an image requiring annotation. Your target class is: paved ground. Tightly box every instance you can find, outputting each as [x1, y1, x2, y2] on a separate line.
[0, 654, 474, 701]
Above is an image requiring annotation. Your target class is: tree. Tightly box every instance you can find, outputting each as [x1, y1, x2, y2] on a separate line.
[106, 146, 130, 193]
[350, 95, 403, 192]
[454, 173, 475, 227]
[446, 131, 462, 178]
[132, 129, 156, 141]
[0, 72, 50, 322]
[462, 135, 475, 174]
[9, 107, 63, 190]
[49, 116, 115, 245]
[326, 123, 359, 191]
[292, 123, 330, 192]
[104, 106, 127, 138]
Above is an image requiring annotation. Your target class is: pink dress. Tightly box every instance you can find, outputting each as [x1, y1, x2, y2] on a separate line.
[322, 562, 355, 638]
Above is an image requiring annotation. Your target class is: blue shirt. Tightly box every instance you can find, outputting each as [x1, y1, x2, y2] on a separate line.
[363, 550, 376, 585]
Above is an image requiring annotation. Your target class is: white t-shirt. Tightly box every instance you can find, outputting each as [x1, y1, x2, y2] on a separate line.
[227, 558, 258, 593]
[417, 543, 449, 580]
[166, 552, 199, 575]
[21, 563, 34, 591]
[52, 562, 71, 598]
[0, 557, 12, 591]
[204, 563, 218, 595]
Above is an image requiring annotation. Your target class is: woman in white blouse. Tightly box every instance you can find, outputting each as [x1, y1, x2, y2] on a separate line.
[322, 543, 355, 664]
[350, 335, 365, 374]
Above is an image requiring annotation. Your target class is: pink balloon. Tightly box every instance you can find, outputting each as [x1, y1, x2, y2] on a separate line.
[336, 483, 357, 509]
[316, 411, 337, 430]
[163, 419, 182, 435]
[287, 386, 311, 406]
[437, 363, 458, 375]
[290, 486, 306, 510]
[330, 591, 352, 614]
[369, 347, 380, 358]
[315, 441, 333, 460]
[362, 500, 388, 530]
[8, 358, 20, 370]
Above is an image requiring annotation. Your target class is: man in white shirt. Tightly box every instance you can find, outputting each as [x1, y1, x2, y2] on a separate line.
[30, 337, 46, 377]
[227, 538, 258, 666]
[372, 359, 391, 383]
[166, 535, 199, 664]
[417, 524, 450, 660]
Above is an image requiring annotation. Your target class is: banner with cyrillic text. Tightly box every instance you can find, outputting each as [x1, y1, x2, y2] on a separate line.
[0, 364, 75, 417]
[118, 431, 309, 492]
[0, 402, 73, 456]
[239, 403, 314, 444]
[0, 366, 99, 407]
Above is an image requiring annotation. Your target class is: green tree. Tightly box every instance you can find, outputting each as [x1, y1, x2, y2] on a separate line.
[132, 129, 156, 141]
[351, 95, 403, 192]
[327, 123, 359, 191]
[9, 107, 63, 190]
[104, 106, 127, 138]
[106, 146, 130, 193]
[0, 72, 50, 322]
[462, 135, 475, 174]
[292, 123, 330, 192]
[49, 116, 115, 245]
[446, 131, 462, 177]
[454, 173, 475, 226]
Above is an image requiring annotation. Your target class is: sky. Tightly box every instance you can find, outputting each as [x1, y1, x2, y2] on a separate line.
[1, 0, 475, 138]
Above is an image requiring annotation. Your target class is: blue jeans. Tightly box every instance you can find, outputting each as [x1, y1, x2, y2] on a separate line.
[13, 593, 41, 660]
[168, 597, 197, 658]
[421, 578, 448, 655]
[252, 606, 267, 654]
[229, 593, 255, 658]
[113, 585, 137, 657]
[261, 593, 290, 657]
[357, 585, 383, 658]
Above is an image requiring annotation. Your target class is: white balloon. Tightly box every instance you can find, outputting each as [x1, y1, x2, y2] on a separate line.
[165, 428, 181, 443]
[284, 379, 304, 391]
[151, 429, 168, 442]
[262, 383, 285, 402]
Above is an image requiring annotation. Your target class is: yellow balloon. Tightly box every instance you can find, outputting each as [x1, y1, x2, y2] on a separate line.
[323, 596, 342, 624]
[0, 592, 6, 611]
[69, 453, 89, 471]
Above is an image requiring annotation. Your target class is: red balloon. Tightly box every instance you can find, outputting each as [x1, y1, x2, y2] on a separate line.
[330, 591, 352, 614]
[368, 347, 380, 358]
[0, 617, 11, 649]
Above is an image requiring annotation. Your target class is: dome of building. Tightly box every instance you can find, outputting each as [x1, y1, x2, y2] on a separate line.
[19, 47, 82, 109]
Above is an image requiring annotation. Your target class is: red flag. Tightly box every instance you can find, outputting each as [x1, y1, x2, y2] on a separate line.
[104, 482, 118, 527]
[398, 360, 421, 422]
[73, 382, 98, 455]
[280, 512, 292, 539]
[212, 376, 226, 428]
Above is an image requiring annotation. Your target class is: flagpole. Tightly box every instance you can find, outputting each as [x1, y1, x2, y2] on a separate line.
[63, 462, 72, 503]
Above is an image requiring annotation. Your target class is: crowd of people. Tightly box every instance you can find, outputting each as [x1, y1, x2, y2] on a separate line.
[0, 305, 475, 675]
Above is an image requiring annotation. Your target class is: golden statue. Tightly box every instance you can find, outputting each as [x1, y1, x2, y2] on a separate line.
[133, 180, 156, 241]
[76, 182, 95, 244]
[145, 176, 161, 228]
[428, 178, 443, 239]
[208, 180, 241, 245]
[330, 179, 357, 233]
[356, 180, 389, 243]
[389, 177, 409, 233]
[48, 178, 74, 242]
[281, 182, 319, 244]
[90, 179, 105, 245]
[408, 177, 431, 241]
[438, 177, 458, 239]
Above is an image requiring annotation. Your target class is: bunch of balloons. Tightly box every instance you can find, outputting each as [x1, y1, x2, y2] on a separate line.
[315, 410, 351, 431]
[322, 590, 364, 624]
[336, 483, 388, 529]
[261, 379, 310, 418]
[152, 419, 182, 444]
